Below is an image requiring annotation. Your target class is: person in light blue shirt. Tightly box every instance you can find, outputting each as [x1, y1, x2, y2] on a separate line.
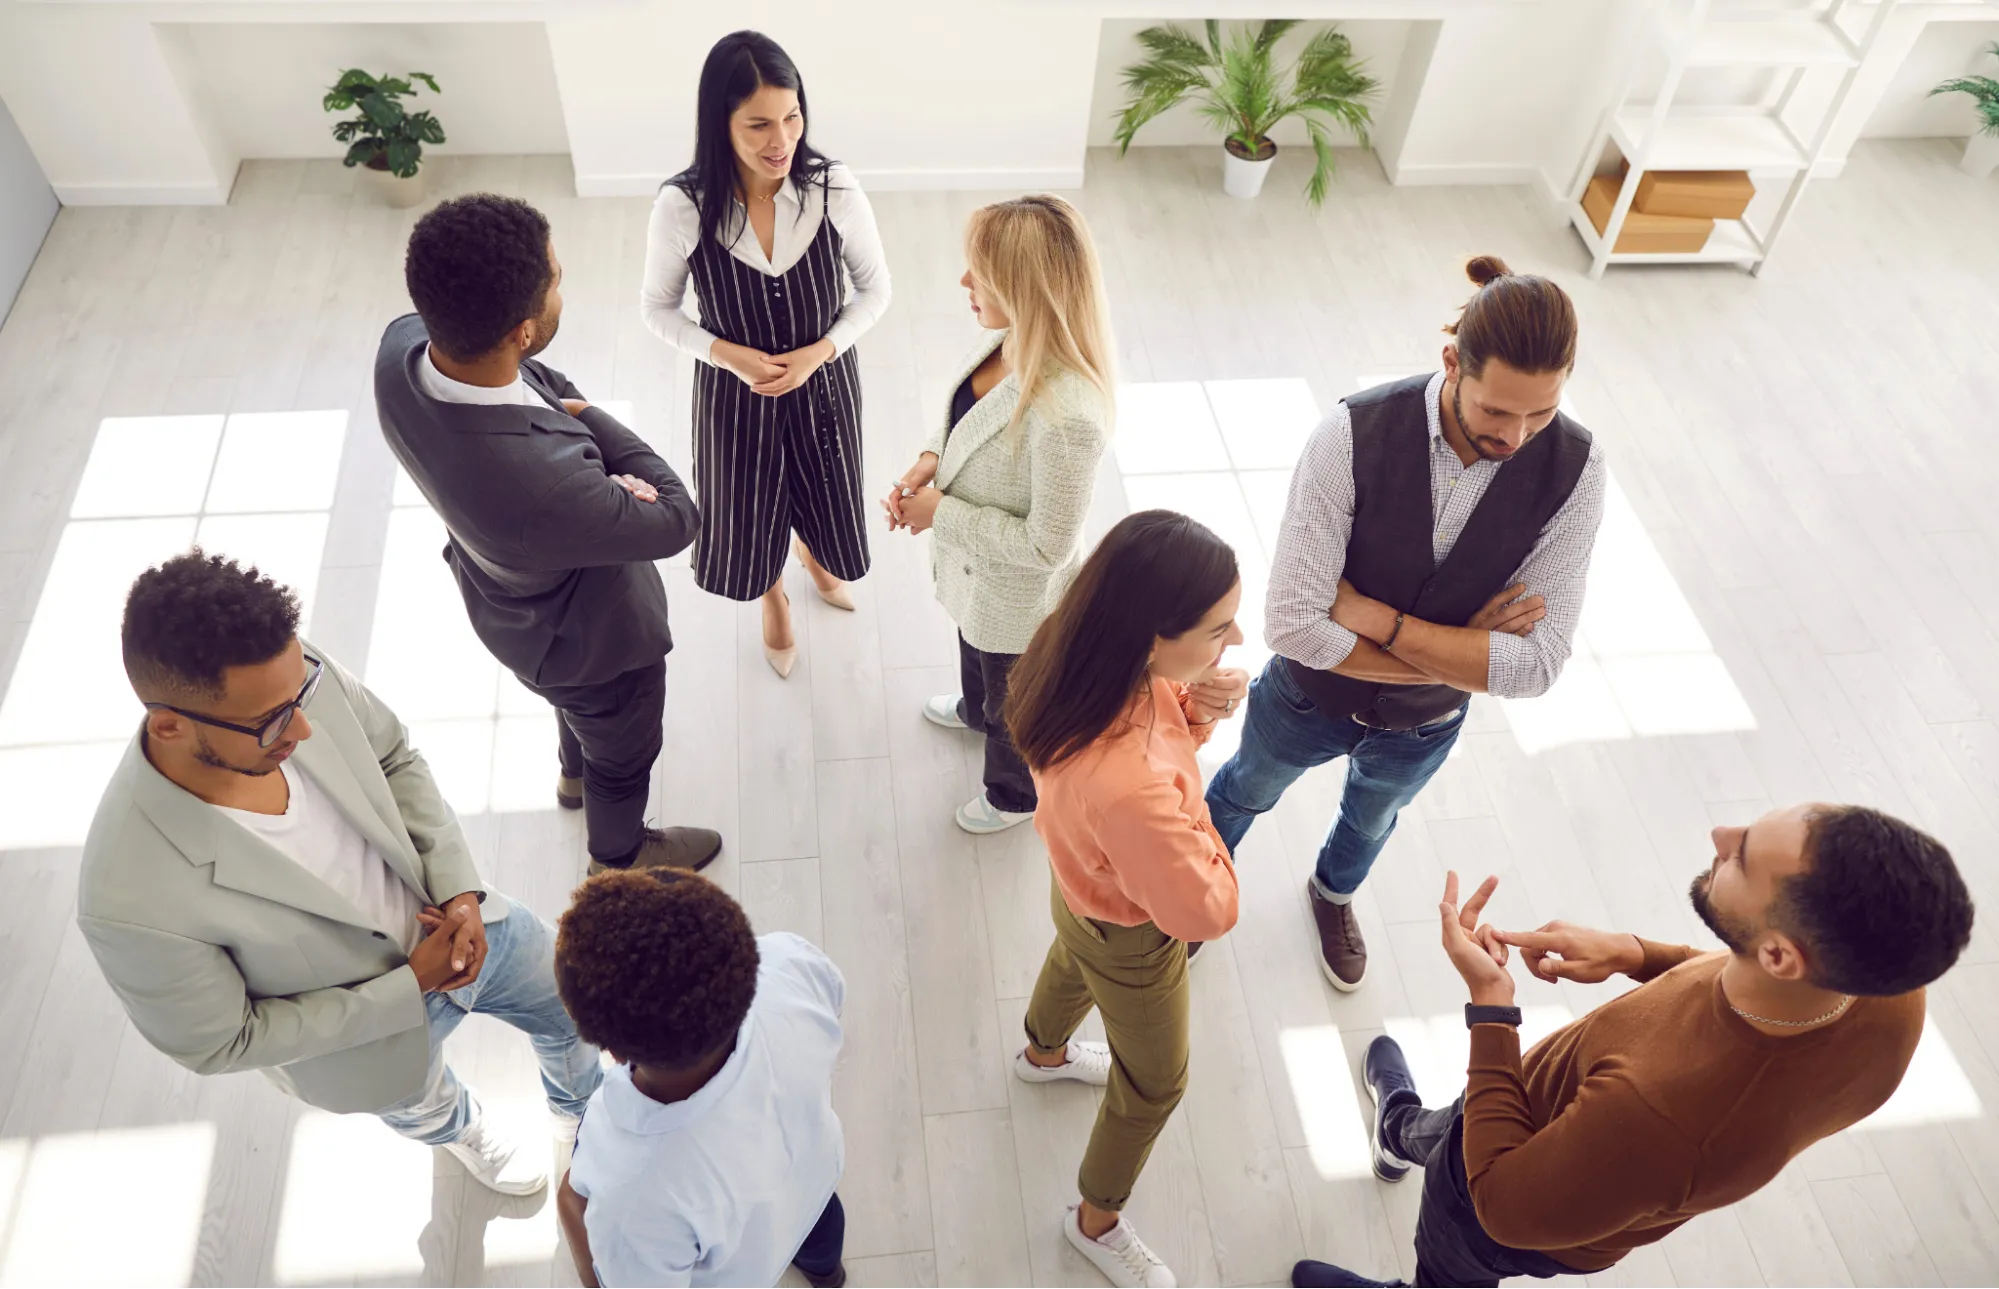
[554, 867, 847, 1288]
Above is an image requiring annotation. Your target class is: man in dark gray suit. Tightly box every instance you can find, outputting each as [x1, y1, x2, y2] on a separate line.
[376, 193, 718, 875]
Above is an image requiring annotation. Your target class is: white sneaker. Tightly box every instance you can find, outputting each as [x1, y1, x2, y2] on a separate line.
[956, 791, 1034, 835]
[554, 1111, 582, 1149]
[443, 1115, 549, 1196]
[923, 694, 970, 730]
[1063, 1207, 1175, 1288]
[1014, 1040, 1113, 1087]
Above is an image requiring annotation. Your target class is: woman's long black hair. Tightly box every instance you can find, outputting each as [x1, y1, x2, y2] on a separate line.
[1004, 511, 1239, 771]
[667, 31, 836, 251]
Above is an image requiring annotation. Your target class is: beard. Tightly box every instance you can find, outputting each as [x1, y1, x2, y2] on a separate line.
[522, 304, 561, 360]
[194, 729, 281, 778]
[1452, 381, 1529, 462]
[1689, 871, 1758, 955]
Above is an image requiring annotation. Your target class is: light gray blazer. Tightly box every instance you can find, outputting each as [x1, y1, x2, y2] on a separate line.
[76, 645, 501, 1115]
[926, 329, 1110, 655]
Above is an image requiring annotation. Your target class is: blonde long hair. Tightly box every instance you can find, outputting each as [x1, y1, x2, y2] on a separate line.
[964, 195, 1116, 438]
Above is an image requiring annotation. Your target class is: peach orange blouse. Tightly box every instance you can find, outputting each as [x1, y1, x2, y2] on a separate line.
[1029, 677, 1240, 943]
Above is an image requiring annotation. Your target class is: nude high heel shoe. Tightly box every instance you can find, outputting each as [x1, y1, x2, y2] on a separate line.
[764, 587, 798, 679]
[794, 538, 855, 612]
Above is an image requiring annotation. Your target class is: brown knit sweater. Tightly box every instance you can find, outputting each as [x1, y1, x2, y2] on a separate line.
[1463, 940, 1924, 1271]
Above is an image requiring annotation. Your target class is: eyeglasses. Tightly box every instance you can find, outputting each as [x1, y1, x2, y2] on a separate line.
[145, 654, 325, 749]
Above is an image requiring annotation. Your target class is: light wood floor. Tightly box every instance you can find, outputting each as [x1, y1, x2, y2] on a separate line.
[0, 141, 1996, 1288]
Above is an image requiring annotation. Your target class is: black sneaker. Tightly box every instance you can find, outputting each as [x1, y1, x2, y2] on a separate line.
[1363, 1034, 1418, 1182]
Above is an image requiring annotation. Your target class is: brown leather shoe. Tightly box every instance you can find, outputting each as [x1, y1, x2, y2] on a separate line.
[589, 827, 723, 876]
[556, 775, 583, 811]
[1307, 878, 1368, 992]
[797, 1263, 846, 1289]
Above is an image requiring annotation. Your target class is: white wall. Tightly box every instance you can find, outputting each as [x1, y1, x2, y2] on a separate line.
[1862, 21, 1999, 137]
[0, 95, 59, 324]
[1084, 19, 1413, 150]
[160, 23, 569, 163]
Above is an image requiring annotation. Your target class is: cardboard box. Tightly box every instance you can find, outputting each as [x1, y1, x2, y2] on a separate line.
[1634, 169, 1755, 220]
[1584, 175, 1714, 254]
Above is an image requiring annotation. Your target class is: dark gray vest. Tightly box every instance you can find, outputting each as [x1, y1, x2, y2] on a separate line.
[1285, 374, 1592, 730]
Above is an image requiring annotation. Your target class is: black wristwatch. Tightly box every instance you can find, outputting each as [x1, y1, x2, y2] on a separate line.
[1465, 1003, 1523, 1029]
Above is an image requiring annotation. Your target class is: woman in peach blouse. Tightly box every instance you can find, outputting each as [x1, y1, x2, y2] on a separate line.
[1000, 509, 1250, 1289]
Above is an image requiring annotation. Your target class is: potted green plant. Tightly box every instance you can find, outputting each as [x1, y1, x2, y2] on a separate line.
[324, 69, 445, 207]
[1112, 19, 1379, 204]
[1931, 41, 1999, 179]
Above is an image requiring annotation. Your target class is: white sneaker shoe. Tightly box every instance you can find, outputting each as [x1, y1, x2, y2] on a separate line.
[923, 694, 969, 730]
[956, 791, 1034, 835]
[443, 1115, 549, 1196]
[1063, 1207, 1176, 1288]
[1014, 1040, 1113, 1087]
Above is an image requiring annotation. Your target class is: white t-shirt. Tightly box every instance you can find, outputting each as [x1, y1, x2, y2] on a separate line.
[569, 933, 846, 1288]
[216, 762, 426, 952]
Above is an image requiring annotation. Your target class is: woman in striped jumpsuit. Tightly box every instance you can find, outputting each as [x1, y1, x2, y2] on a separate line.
[640, 30, 891, 677]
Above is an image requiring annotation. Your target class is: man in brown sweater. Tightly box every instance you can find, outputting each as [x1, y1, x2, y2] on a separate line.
[1293, 801, 1973, 1288]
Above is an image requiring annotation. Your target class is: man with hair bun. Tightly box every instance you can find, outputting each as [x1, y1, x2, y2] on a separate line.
[553, 868, 848, 1289]
[1206, 255, 1609, 989]
[79, 550, 600, 1197]
[1293, 800, 1971, 1287]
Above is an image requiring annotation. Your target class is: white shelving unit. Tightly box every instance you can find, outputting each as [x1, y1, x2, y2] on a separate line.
[1566, 0, 1901, 277]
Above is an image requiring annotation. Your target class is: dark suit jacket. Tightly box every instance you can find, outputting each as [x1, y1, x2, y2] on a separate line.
[373, 313, 699, 688]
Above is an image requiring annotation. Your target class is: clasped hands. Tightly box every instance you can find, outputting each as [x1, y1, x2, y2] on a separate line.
[410, 892, 488, 993]
[881, 453, 943, 534]
[1439, 871, 1648, 1008]
[712, 337, 835, 398]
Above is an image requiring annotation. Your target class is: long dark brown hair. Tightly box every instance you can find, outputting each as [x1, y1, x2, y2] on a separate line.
[1443, 254, 1577, 378]
[1004, 511, 1239, 771]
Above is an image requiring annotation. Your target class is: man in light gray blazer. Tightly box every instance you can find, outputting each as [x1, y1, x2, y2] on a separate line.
[79, 550, 601, 1196]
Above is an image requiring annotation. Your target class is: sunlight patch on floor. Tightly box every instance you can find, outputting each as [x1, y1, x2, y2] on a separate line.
[0, 412, 346, 849]
[0, 1123, 215, 1287]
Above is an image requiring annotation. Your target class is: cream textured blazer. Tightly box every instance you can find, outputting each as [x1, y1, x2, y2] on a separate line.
[928, 329, 1110, 655]
[76, 646, 500, 1115]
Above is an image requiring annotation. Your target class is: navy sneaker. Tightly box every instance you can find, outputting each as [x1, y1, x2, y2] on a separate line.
[1363, 1034, 1419, 1182]
[1292, 1259, 1403, 1287]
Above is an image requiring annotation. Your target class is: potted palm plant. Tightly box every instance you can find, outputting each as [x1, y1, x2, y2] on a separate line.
[1112, 19, 1379, 204]
[1931, 41, 1999, 179]
[324, 69, 445, 207]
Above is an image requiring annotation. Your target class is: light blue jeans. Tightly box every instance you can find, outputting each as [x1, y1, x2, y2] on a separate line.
[376, 896, 602, 1146]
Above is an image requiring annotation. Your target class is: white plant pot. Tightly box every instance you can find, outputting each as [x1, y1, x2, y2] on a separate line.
[1222, 143, 1276, 199]
[1961, 131, 1999, 179]
[362, 164, 428, 208]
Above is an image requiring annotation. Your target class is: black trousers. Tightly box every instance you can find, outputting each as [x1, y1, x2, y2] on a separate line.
[522, 661, 666, 864]
[792, 1192, 845, 1280]
[1384, 1094, 1580, 1288]
[958, 634, 1036, 813]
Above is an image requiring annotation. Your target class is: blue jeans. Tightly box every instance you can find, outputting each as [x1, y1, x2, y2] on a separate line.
[376, 896, 603, 1145]
[1204, 656, 1466, 897]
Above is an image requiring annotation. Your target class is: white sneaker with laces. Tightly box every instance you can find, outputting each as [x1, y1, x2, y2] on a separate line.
[443, 1115, 549, 1196]
[1014, 1040, 1113, 1087]
[956, 790, 1034, 835]
[1063, 1207, 1176, 1288]
[922, 694, 970, 730]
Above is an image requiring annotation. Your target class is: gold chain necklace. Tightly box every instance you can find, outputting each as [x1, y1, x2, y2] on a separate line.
[1730, 994, 1855, 1029]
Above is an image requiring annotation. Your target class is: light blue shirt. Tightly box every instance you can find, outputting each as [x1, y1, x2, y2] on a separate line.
[569, 933, 846, 1288]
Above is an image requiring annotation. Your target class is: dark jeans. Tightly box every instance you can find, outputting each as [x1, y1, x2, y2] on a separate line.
[522, 660, 666, 864]
[1385, 1095, 1578, 1288]
[1205, 656, 1465, 896]
[792, 1192, 846, 1280]
[958, 634, 1036, 813]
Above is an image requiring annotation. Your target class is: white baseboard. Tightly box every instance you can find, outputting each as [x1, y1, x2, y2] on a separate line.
[574, 167, 1086, 198]
[53, 180, 231, 206]
[1388, 161, 1547, 188]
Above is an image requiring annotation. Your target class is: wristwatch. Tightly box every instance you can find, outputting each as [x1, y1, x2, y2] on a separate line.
[1464, 1003, 1523, 1029]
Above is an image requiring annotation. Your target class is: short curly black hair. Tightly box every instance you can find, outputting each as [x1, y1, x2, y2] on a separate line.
[405, 194, 553, 362]
[555, 868, 761, 1069]
[1776, 806, 1973, 996]
[122, 548, 300, 700]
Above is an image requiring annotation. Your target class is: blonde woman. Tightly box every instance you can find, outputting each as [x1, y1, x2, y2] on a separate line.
[884, 195, 1114, 835]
